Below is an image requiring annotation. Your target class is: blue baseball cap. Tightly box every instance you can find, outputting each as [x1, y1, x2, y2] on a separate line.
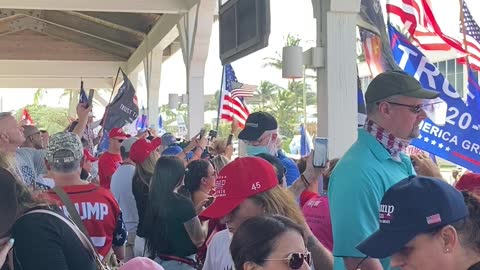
[357, 176, 468, 259]
[161, 133, 177, 147]
[161, 145, 183, 156]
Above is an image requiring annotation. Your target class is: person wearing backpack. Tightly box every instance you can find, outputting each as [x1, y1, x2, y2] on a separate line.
[44, 132, 127, 263]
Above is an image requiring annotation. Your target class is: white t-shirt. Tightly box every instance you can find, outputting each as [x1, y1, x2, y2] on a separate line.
[110, 163, 138, 232]
[37, 176, 55, 189]
[203, 229, 234, 270]
[16, 148, 47, 189]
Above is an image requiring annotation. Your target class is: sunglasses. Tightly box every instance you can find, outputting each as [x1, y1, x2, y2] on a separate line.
[116, 139, 124, 143]
[264, 252, 311, 269]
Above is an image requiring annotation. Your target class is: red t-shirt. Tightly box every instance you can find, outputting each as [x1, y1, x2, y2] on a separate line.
[98, 152, 122, 189]
[302, 194, 333, 252]
[300, 190, 318, 207]
[47, 184, 122, 258]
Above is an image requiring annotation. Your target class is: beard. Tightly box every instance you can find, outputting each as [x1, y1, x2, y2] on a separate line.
[408, 123, 421, 139]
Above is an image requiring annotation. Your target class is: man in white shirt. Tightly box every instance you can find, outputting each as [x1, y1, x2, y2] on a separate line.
[111, 137, 139, 261]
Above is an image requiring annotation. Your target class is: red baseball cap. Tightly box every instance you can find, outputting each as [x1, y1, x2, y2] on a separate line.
[109, 128, 130, 140]
[129, 137, 162, 164]
[200, 157, 278, 219]
[455, 173, 480, 192]
[83, 149, 97, 162]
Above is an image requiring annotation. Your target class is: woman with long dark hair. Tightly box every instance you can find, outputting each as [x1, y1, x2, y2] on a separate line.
[179, 160, 225, 265]
[143, 156, 208, 270]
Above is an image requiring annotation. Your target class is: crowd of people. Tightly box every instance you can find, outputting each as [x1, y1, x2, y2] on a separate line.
[1, 70, 480, 270]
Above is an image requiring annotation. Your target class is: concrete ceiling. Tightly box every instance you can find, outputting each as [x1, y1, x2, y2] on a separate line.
[0, 0, 197, 88]
[0, 10, 181, 62]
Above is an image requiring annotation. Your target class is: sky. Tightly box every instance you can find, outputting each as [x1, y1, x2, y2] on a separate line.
[0, 0, 479, 113]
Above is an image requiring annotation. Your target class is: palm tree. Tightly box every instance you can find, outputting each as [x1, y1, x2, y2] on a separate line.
[205, 90, 221, 111]
[255, 81, 280, 110]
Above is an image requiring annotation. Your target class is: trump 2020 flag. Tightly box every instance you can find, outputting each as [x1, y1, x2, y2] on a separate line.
[101, 70, 139, 131]
[389, 24, 480, 172]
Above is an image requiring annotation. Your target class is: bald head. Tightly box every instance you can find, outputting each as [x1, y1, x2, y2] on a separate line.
[0, 112, 26, 152]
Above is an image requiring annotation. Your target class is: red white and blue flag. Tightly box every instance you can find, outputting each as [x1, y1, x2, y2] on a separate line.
[459, 1, 480, 71]
[219, 64, 251, 128]
[386, 0, 467, 53]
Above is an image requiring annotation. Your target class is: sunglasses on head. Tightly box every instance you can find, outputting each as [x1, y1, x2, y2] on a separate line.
[264, 252, 311, 269]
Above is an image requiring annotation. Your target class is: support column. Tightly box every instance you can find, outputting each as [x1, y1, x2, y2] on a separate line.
[178, 0, 215, 136]
[144, 45, 163, 131]
[313, 0, 360, 158]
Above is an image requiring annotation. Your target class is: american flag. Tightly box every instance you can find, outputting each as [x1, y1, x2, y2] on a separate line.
[386, 0, 466, 53]
[219, 64, 250, 128]
[426, 213, 442, 225]
[79, 80, 88, 104]
[460, 1, 480, 71]
[230, 81, 256, 99]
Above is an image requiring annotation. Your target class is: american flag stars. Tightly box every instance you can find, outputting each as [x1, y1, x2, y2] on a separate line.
[418, 136, 450, 152]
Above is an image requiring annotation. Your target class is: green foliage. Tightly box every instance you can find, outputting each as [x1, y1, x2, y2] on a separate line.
[15, 105, 70, 135]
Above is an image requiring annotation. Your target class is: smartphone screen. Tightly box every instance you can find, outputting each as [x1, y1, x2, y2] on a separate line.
[313, 137, 328, 168]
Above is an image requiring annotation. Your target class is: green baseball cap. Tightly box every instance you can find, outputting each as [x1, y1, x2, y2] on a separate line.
[365, 70, 439, 103]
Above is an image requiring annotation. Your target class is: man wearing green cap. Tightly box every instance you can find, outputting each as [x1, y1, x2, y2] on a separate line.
[328, 70, 443, 270]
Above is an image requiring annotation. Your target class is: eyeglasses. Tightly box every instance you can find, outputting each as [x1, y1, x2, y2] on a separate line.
[379, 101, 430, 114]
[264, 252, 311, 269]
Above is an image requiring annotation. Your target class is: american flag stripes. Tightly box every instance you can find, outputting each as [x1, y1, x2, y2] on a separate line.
[219, 64, 250, 128]
[460, 1, 480, 71]
[230, 81, 256, 99]
[426, 213, 442, 225]
[386, 0, 466, 53]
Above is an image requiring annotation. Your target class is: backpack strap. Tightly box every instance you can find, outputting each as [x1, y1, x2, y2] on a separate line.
[51, 186, 90, 238]
[23, 209, 108, 269]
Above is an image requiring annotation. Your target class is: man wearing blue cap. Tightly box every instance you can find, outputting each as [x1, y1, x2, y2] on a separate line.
[328, 71, 444, 270]
[357, 176, 478, 270]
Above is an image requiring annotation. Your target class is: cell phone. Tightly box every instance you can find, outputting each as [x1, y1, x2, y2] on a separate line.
[199, 128, 206, 139]
[205, 196, 215, 208]
[226, 134, 233, 146]
[208, 130, 218, 140]
[313, 137, 328, 168]
[87, 89, 95, 107]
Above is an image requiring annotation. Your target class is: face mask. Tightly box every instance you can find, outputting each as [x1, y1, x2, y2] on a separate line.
[246, 134, 277, 156]
[246, 145, 270, 156]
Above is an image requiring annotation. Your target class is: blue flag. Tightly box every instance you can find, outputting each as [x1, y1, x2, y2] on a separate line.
[97, 132, 110, 154]
[357, 77, 367, 127]
[158, 114, 163, 129]
[389, 24, 480, 172]
[136, 106, 148, 131]
[467, 67, 480, 116]
[101, 70, 139, 131]
[300, 124, 311, 156]
[79, 81, 88, 104]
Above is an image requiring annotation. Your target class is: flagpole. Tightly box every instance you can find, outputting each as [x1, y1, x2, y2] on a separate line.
[215, 65, 226, 132]
[303, 66, 307, 125]
[100, 67, 122, 129]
